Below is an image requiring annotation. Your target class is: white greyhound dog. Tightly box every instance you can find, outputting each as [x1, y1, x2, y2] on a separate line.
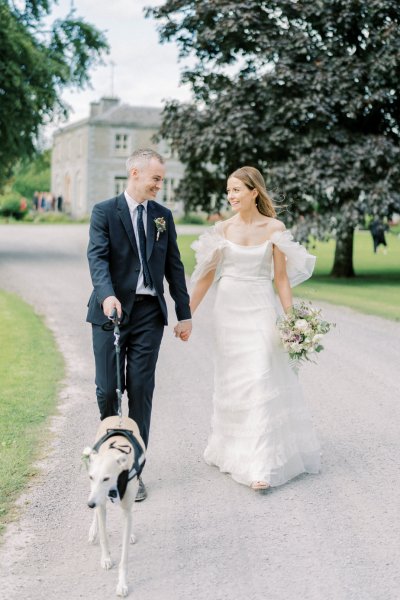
[83, 416, 146, 597]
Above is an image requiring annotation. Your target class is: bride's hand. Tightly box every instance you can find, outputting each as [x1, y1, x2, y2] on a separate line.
[174, 320, 192, 342]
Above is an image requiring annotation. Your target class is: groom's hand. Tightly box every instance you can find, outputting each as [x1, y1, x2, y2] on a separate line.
[103, 296, 122, 319]
[174, 320, 192, 342]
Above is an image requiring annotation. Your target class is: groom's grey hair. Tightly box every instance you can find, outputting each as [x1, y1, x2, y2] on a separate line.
[126, 148, 165, 174]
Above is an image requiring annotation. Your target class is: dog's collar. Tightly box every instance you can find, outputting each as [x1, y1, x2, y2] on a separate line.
[92, 428, 146, 481]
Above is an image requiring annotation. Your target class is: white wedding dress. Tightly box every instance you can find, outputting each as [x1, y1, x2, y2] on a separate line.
[191, 225, 321, 487]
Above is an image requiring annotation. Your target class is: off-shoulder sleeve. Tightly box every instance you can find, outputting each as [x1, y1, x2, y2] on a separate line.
[271, 229, 316, 287]
[190, 225, 225, 283]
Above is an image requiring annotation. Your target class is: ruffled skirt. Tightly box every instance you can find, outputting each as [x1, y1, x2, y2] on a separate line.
[204, 276, 321, 487]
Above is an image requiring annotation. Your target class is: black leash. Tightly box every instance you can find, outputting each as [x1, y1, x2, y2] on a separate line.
[108, 308, 123, 422]
[97, 308, 146, 481]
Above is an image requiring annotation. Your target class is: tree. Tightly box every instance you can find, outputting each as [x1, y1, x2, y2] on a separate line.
[0, 0, 108, 188]
[11, 149, 51, 200]
[148, 0, 400, 276]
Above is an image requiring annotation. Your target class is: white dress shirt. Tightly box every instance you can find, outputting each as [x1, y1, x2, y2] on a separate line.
[124, 191, 157, 296]
[124, 190, 191, 324]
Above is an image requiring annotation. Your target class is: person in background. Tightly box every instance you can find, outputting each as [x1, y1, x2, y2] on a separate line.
[33, 191, 39, 211]
[370, 217, 388, 254]
[40, 192, 46, 212]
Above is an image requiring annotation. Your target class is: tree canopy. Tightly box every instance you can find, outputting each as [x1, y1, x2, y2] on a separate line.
[148, 0, 400, 275]
[0, 0, 108, 188]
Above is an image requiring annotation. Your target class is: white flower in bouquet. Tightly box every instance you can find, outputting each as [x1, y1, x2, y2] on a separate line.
[276, 301, 335, 371]
[294, 319, 308, 331]
[290, 342, 303, 353]
[312, 333, 324, 344]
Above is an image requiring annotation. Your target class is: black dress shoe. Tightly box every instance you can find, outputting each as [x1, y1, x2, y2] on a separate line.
[135, 477, 147, 502]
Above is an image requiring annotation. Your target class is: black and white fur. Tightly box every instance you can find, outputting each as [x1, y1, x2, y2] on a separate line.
[84, 416, 145, 597]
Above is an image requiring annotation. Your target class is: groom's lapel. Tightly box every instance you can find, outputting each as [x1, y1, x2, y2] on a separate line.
[116, 194, 139, 257]
[146, 201, 156, 260]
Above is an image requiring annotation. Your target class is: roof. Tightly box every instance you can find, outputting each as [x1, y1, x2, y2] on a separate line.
[91, 104, 162, 128]
[53, 99, 162, 137]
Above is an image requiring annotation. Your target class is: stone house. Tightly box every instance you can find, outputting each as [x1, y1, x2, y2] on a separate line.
[51, 97, 184, 218]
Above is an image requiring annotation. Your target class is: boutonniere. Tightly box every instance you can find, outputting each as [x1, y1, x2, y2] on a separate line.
[154, 217, 166, 241]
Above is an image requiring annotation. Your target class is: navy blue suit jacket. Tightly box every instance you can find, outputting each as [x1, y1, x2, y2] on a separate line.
[86, 193, 191, 326]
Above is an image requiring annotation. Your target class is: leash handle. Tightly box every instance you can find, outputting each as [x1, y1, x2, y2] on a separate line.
[108, 307, 119, 324]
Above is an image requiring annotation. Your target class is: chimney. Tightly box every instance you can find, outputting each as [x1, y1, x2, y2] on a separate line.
[99, 97, 120, 114]
[90, 102, 101, 117]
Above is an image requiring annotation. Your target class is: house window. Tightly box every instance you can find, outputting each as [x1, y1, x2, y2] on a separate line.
[161, 178, 169, 204]
[161, 178, 176, 205]
[115, 133, 129, 151]
[114, 176, 126, 195]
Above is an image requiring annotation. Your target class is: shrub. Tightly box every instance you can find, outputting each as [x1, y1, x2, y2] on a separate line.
[23, 212, 89, 224]
[176, 213, 206, 225]
[0, 192, 27, 220]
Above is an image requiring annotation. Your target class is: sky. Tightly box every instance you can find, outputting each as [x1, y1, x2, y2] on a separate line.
[49, 0, 192, 128]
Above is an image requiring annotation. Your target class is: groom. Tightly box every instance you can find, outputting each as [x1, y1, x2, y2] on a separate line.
[87, 148, 192, 501]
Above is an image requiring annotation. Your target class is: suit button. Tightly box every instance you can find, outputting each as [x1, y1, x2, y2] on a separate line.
[135, 267, 140, 272]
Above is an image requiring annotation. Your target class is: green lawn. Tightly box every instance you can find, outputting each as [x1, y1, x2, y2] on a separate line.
[178, 229, 400, 321]
[0, 291, 64, 533]
[0, 213, 89, 225]
[177, 235, 198, 275]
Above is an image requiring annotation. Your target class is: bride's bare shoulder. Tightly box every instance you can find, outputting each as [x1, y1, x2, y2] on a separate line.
[265, 217, 286, 233]
[215, 216, 235, 235]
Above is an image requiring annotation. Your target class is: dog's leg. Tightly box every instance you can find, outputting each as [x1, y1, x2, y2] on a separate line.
[116, 507, 131, 597]
[88, 511, 98, 544]
[97, 504, 114, 570]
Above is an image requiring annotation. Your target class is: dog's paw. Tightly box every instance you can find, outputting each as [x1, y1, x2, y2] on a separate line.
[116, 582, 129, 597]
[101, 556, 114, 570]
[130, 533, 136, 544]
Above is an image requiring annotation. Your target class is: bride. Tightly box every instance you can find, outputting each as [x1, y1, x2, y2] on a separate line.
[189, 166, 321, 491]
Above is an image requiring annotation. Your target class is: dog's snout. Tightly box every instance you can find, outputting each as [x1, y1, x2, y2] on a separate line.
[87, 500, 96, 509]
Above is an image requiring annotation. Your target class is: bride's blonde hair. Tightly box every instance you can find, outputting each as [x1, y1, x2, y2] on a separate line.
[228, 166, 276, 218]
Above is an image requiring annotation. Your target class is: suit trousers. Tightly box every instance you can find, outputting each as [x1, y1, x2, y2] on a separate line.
[92, 295, 164, 448]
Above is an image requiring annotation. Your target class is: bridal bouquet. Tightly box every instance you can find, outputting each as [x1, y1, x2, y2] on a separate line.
[277, 301, 334, 370]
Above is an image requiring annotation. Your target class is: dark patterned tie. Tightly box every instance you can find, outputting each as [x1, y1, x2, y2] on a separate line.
[136, 204, 153, 289]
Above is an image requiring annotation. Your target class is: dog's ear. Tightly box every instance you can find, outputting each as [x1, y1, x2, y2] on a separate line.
[82, 447, 97, 469]
[116, 454, 128, 469]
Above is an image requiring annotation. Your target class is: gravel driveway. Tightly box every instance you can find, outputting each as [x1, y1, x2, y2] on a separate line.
[0, 224, 399, 600]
